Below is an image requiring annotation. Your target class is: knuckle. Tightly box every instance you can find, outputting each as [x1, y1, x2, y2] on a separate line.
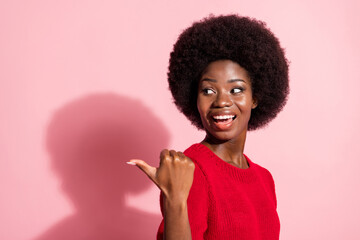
[163, 155, 171, 162]
[136, 160, 145, 165]
[177, 151, 185, 159]
[189, 161, 195, 168]
[186, 158, 195, 168]
[160, 149, 169, 156]
[160, 149, 171, 163]
[169, 149, 180, 161]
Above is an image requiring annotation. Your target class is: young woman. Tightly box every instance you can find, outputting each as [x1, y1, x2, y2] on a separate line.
[128, 14, 289, 240]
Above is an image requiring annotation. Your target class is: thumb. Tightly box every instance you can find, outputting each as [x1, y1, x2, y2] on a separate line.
[128, 159, 157, 182]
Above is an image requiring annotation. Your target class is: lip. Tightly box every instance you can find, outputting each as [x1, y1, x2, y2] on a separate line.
[208, 111, 237, 131]
[210, 110, 237, 118]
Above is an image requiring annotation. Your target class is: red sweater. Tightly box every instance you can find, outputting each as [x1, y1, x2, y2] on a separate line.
[157, 143, 280, 240]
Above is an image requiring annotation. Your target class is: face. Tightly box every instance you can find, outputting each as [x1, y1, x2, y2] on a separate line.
[197, 60, 257, 142]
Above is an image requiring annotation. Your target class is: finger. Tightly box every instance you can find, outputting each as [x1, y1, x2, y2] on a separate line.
[177, 151, 186, 160]
[128, 159, 157, 181]
[160, 149, 170, 164]
[169, 150, 179, 161]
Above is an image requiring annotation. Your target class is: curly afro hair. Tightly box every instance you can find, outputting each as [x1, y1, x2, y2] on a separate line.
[168, 14, 289, 130]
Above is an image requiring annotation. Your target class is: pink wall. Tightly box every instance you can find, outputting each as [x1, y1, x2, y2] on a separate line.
[1, 0, 359, 239]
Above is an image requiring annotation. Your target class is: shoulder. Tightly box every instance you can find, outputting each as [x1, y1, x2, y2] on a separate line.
[183, 143, 215, 168]
[183, 143, 210, 173]
[249, 158, 278, 206]
[247, 156, 276, 191]
[247, 156, 275, 182]
[183, 143, 205, 159]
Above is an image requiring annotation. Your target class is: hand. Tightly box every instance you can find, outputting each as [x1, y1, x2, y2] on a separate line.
[128, 149, 195, 203]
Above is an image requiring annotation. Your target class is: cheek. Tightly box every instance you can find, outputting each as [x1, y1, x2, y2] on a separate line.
[235, 97, 249, 106]
[240, 93, 255, 108]
[236, 99, 254, 114]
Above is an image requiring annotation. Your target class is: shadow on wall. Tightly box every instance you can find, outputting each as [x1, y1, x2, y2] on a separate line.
[34, 93, 169, 240]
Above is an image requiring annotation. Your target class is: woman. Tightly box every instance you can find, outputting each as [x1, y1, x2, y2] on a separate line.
[128, 14, 289, 240]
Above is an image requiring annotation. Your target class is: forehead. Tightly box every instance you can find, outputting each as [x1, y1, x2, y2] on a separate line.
[201, 60, 250, 82]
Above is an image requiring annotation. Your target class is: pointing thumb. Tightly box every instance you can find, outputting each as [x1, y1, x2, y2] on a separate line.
[128, 159, 157, 182]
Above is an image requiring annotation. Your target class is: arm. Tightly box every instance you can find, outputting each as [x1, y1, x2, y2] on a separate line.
[163, 194, 191, 240]
[129, 149, 194, 240]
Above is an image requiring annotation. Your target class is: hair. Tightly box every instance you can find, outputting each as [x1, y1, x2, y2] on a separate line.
[168, 14, 289, 130]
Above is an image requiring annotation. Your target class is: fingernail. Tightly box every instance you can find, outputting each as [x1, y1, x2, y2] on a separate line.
[126, 161, 136, 165]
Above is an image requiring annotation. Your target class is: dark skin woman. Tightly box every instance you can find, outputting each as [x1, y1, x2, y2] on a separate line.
[128, 14, 289, 240]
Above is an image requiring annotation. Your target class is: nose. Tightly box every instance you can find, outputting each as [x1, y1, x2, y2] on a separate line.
[213, 91, 232, 108]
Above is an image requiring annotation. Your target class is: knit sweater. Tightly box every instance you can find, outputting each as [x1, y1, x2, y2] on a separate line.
[157, 143, 280, 240]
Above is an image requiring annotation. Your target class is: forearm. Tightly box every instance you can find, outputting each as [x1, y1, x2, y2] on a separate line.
[163, 196, 192, 240]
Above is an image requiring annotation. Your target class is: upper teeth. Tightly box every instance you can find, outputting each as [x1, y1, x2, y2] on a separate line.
[213, 115, 234, 120]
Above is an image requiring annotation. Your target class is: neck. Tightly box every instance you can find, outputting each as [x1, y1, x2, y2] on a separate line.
[201, 130, 249, 169]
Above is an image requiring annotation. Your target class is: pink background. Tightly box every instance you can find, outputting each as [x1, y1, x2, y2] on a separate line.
[1, 0, 360, 239]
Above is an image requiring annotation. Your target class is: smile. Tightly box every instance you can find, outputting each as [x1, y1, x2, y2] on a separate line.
[213, 115, 236, 121]
[211, 115, 237, 130]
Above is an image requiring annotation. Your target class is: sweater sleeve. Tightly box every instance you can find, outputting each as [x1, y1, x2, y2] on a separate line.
[261, 168, 278, 209]
[268, 172, 277, 209]
[156, 163, 209, 240]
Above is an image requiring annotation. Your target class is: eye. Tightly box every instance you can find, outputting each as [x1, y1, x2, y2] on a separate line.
[231, 87, 244, 94]
[202, 88, 216, 95]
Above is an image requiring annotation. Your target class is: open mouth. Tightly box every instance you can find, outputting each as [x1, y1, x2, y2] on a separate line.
[211, 115, 237, 130]
[212, 115, 236, 123]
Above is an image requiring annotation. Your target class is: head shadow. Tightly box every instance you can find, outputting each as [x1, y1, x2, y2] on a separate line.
[36, 93, 169, 240]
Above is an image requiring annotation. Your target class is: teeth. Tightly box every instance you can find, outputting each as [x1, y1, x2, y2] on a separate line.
[213, 115, 235, 120]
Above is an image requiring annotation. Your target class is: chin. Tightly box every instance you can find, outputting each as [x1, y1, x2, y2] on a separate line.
[205, 128, 246, 143]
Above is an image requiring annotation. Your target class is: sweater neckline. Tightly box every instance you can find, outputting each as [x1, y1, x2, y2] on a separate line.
[195, 143, 254, 169]
[189, 143, 258, 182]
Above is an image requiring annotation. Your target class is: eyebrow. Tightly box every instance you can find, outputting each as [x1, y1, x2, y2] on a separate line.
[201, 78, 246, 83]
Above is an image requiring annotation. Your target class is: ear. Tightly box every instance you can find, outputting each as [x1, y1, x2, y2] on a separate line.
[251, 97, 258, 109]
